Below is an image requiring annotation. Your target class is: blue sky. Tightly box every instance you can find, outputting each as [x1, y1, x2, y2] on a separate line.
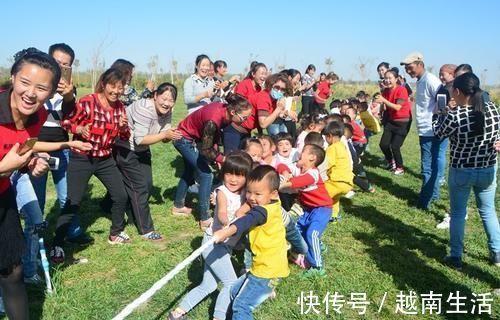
[3, 0, 500, 84]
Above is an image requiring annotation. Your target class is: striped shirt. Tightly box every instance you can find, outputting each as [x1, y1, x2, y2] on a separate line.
[302, 73, 315, 97]
[63, 93, 130, 158]
[432, 101, 500, 168]
[114, 98, 171, 152]
[183, 74, 215, 114]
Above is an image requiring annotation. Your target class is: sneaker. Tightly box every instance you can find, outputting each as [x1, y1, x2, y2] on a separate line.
[108, 232, 132, 245]
[24, 274, 44, 285]
[49, 246, 65, 264]
[490, 251, 500, 266]
[436, 214, 451, 229]
[172, 207, 192, 217]
[367, 185, 376, 193]
[320, 242, 328, 254]
[343, 191, 355, 199]
[199, 218, 213, 231]
[141, 231, 164, 242]
[393, 167, 405, 175]
[443, 255, 463, 270]
[289, 254, 309, 269]
[167, 310, 188, 320]
[66, 233, 94, 246]
[384, 160, 396, 171]
[301, 267, 326, 279]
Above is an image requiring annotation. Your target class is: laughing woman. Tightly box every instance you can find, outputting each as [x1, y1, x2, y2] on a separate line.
[50, 68, 131, 263]
[114, 83, 182, 241]
[0, 48, 58, 320]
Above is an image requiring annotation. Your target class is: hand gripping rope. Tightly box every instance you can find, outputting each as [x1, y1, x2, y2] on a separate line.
[112, 238, 215, 320]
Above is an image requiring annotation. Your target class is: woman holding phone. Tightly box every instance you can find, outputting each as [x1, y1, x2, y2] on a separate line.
[0, 48, 58, 320]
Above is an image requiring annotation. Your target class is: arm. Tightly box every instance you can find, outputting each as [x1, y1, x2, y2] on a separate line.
[33, 140, 92, 152]
[0, 144, 33, 177]
[432, 110, 458, 139]
[216, 190, 229, 226]
[213, 206, 268, 243]
[62, 99, 89, 135]
[258, 99, 285, 129]
[234, 202, 251, 218]
[132, 106, 181, 146]
[199, 120, 224, 164]
[376, 95, 404, 111]
[281, 172, 316, 190]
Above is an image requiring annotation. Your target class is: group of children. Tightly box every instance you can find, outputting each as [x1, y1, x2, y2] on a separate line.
[168, 100, 385, 319]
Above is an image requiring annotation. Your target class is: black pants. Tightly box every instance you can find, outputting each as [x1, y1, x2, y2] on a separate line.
[54, 152, 128, 246]
[113, 147, 154, 235]
[379, 120, 411, 168]
[311, 101, 325, 114]
[301, 96, 314, 116]
[279, 192, 297, 212]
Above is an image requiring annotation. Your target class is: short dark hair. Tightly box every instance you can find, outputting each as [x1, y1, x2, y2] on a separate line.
[305, 64, 316, 73]
[225, 94, 251, 113]
[304, 132, 324, 147]
[273, 132, 294, 145]
[323, 121, 345, 138]
[242, 138, 262, 151]
[303, 144, 325, 167]
[213, 60, 227, 73]
[11, 47, 61, 93]
[257, 134, 274, 146]
[155, 82, 178, 101]
[194, 54, 211, 73]
[248, 165, 280, 192]
[341, 114, 352, 123]
[455, 64, 473, 76]
[48, 43, 75, 64]
[377, 62, 390, 71]
[359, 102, 369, 112]
[110, 59, 134, 83]
[221, 151, 253, 177]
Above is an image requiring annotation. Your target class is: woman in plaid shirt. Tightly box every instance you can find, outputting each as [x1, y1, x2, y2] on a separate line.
[432, 72, 500, 269]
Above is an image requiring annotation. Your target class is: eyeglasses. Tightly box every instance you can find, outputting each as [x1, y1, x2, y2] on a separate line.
[235, 113, 249, 122]
[272, 85, 286, 92]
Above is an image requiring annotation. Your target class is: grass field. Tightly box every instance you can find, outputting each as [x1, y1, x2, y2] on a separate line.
[3, 86, 499, 320]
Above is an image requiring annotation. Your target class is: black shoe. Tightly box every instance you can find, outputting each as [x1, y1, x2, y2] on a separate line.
[66, 233, 94, 246]
[443, 255, 463, 270]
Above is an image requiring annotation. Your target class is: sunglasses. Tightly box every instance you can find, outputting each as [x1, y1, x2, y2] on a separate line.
[272, 85, 286, 92]
[235, 113, 249, 122]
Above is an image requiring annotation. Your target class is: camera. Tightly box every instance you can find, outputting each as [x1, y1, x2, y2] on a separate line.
[34, 154, 60, 170]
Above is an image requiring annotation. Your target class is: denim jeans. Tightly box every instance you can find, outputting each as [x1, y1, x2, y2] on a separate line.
[231, 272, 275, 320]
[179, 234, 237, 319]
[10, 172, 43, 278]
[286, 218, 308, 255]
[437, 138, 449, 184]
[267, 121, 287, 136]
[418, 136, 445, 209]
[30, 149, 82, 238]
[449, 165, 500, 258]
[174, 138, 213, 221]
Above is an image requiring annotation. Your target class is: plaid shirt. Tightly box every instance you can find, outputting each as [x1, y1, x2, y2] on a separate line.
[63, 93, 130, 158]
[432, 101, 500, 168]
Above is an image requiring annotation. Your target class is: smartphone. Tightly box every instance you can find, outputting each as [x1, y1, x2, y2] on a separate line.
[18, 138, 38, 156]
[437, 94, 447, 111]
[61, 66, 72, 84]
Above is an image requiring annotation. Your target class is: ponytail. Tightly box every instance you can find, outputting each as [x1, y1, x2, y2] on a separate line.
[453, 72, 485, 135]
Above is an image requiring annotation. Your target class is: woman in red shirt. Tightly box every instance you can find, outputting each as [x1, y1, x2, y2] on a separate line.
[50, 68, 131, 263]
[223, 62, 268, 154]
[313, 72, 338, 113]
[376, 69, 412, 175]
[0, 48, 58, 320]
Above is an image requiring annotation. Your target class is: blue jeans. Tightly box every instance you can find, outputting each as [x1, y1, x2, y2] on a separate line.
[267, 121, 287, 136]
[10, 172, 43, 278]
[179, 234, 237, 319]
[418, 136, 445, 209]
[231, 273, 275, 320]
[30, 149, 81, 238]
[286, 218, 308, 255]
[437, 138, 449, 184]
[449, 165, 500, 258]
[174, 138, 213, 221]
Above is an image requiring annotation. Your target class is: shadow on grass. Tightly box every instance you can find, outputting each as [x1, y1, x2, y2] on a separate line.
[349, 202, 499, 319]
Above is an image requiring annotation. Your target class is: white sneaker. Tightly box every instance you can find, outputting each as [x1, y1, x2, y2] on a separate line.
[436, 214, 451, 229]
[343, 191, 356, 199]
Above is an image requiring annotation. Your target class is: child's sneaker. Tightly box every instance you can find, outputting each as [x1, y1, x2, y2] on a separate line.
[443, 255, 463, 270]
[24, 274, 44, 285]
[289, 253, 309, 269]
[49, 246, 65, 264]
[167, 310, 188, 320]
[301, 267, 326, 279]
[141, 231, 164, 242]
[320, 242, 328, 254]
[436, 214, 451, 229]
[343, 191, 355, 199]
[108, 232, 132, 245]
[384, 159, 396, 171]
[394, 167, 405, 175]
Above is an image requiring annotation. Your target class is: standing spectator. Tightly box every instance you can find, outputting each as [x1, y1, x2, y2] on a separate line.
[173, 95, 253, 230]
[432, 72, 500, 269]
[0, 48, 57, 320]
[313, 72, 338, 113]
[301, 64, 317, 116]
[110, 59, 154, 106]
[212, 60, 240, 101]
[184, 54, 215, 115]
[376, 69, 412, 175]
[401, 52, 442, 210]
[281, 69, 301, 138]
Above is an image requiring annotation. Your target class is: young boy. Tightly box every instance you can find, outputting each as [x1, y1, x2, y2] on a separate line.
[344, 105, 367, 156]
[323, 122, 354, 218]
[278, 144, 333, 278]
[213, 165, 289, 319]
[258, 135, 278, 167]
[273, 132, 299, 211]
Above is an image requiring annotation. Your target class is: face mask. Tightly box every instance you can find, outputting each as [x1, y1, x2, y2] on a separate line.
[270, 88, 284, 100]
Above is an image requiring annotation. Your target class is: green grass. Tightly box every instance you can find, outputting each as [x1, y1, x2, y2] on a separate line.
[4, 88, 500, 320]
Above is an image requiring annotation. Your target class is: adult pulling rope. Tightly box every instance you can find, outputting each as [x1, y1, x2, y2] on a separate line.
[112, 238, 215, 320]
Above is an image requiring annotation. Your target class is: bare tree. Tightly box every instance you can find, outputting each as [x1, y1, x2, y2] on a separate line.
[73, 59, 80, 86]
[147, 55, 159, 82]
[170, 56, 178, 84]
[355, 57, 373, 82]
[324, 57, 334, 72]
[90, 39, 106, 89]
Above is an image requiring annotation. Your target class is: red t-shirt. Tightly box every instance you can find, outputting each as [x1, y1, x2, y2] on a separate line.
[178, 102, 229, 141]
[382, 86, 412, 120]
[234, 78, 261, 100]
[315, 81, 331, 103]
[351, 120, 367, 144]
[0, 90, 48, 193]
[251, 90, 276, 119]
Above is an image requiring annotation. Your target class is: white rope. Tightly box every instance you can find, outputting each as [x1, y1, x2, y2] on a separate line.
[112, 238, 215, 320]
[39, 238, 54, 294]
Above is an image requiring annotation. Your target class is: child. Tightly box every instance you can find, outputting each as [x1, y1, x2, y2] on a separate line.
[329, 99, 342, 115]
[370, 93, 382, 120]
[168, 152, 254, 320]
[279, 144, 333, 277]
[323, 122, 354, 218]
[273, 133, 299, 211]
[258, 135, 278, 167]
[304, 132, 328, 181]
[213, 165, 289, 320]
[344, 106, 367, 156]
[359, 101, 381, 136]
[344, 123, 375, 194]
[243, 138, 264, 163]
[296, 113, 326, 154]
